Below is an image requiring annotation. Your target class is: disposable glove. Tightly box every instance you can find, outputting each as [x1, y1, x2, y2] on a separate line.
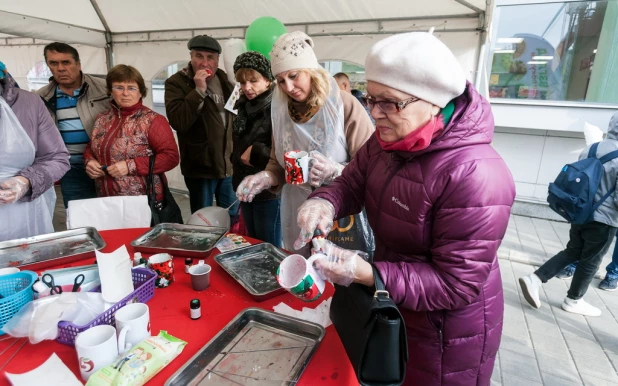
[311, 238, 371, 287]
[308, 150, 344, 187]
[236, 171, 274, 202]
[294, 198, 335, 250]
[0, 176, 30, 204]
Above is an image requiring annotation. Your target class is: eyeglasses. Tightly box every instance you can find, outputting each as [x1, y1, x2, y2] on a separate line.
[111, 86, 140, 93]
[362, 95, 420, 114]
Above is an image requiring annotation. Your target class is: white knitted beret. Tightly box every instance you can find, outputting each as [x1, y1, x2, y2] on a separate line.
[365, 32, 466, 108]
[270, 31, 321, 76]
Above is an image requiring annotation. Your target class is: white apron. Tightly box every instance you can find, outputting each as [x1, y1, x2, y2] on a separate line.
[0, 97, 55, 241]
[272, 78, 348, 255]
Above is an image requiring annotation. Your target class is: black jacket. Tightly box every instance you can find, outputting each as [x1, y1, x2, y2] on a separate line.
[231, 88, 277, 201]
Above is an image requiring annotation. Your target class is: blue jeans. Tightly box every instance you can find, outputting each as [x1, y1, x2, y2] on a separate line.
[184, 176, 239, 222]
[241, 199, 282, 247]
[564, 231, 618, 279]
[60, 164, 97, 208]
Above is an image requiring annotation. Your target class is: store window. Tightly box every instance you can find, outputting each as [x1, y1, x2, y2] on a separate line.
[151, 60, 186, 117]
[488, 1, 618, 104]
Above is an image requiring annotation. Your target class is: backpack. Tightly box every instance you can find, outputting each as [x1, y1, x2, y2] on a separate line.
[547, 142, 618, 224]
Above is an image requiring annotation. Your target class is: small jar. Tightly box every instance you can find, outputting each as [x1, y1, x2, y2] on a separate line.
[185, 257, 193, 273]
[133, 252, 143, 267]
[190, 299, 201, 320]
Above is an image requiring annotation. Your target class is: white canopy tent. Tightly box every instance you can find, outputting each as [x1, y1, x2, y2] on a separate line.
[0, 0, 492, 104]
[0, 0, 492, 192]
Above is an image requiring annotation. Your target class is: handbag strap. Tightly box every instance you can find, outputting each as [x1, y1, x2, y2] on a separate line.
[147, 155, 156, 205]
[372, 267, 390, 300]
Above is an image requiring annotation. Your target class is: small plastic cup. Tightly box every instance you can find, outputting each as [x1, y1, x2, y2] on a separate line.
[189, 263, 211, 291]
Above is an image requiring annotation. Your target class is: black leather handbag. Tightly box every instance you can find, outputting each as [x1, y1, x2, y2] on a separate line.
[147, 155, 183, 226]
[330, 268, 408, 386]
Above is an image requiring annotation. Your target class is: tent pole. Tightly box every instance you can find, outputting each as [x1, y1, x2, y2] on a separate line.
[90, 0, 114, 70]
[453, 0, 484, 14]
[474, 0, 493, 92]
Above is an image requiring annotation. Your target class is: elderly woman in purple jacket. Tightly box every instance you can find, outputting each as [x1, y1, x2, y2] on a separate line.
[295, 33, 515, 385]
[0, 65, 70, 241]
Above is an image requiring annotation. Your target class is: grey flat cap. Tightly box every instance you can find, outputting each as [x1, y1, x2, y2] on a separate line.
[188, 35, 221, 54]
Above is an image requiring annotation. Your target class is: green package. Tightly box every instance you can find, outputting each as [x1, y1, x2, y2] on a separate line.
[86, 331, 187, 386]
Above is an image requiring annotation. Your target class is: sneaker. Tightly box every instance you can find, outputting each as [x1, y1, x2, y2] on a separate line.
[519, 274, 542, 309]
[555, 265, 575, 279]
[599, 276, 618, 291]
[561, 298, 602, 317]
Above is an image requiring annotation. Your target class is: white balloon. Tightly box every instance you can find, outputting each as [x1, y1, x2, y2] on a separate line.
[221, 38, 247, 84]
[187, 206, 231, 231]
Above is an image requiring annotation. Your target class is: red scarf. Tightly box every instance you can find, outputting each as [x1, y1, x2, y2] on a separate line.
[376, 115, 445, 152]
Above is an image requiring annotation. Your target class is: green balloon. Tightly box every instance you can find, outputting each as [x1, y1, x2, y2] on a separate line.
[245, 17, 287, 60]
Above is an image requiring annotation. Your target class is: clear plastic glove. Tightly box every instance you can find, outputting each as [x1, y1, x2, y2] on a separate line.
[236, 171, 274, 202]
[0, 176, 30, 204]
[311, 239, 373, 287]
[294, 198, 336, 250]
[308, 150, 345, 187]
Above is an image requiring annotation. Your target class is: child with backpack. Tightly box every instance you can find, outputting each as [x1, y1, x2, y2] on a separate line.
[519, 111, 618, 317]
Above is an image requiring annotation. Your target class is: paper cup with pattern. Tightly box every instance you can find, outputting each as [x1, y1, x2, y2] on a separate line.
[277, 253, 326, 302]
[284, 150, 311, 184]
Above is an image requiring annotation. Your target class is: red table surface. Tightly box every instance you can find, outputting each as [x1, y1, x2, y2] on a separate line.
[0, 228, 356, 385]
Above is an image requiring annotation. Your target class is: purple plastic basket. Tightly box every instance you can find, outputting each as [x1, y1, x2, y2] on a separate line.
[56, 267, 157, 346]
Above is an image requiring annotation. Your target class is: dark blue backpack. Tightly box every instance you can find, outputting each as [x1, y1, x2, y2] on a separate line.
[548, 142, 618, 224]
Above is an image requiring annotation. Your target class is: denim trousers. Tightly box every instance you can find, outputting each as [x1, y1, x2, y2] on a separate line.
[60, 164, 97, 208]
[241, 199, 282, 247]
[184, 176, 239, 222]
[535, 222, 617, 300]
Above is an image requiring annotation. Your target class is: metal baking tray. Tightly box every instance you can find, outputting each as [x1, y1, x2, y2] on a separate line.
[166, 308, 325, 386]
[0, 227, 105, 271]
[215, 243, 289, 301]
[130, 224, 227, 258]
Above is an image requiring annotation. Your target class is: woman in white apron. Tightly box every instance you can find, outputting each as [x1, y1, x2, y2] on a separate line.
[0, 65, 70, 241]
[236, 32, 374, 255]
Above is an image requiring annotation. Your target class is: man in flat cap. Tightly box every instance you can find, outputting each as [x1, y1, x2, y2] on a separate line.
[165, 35, 239, 221]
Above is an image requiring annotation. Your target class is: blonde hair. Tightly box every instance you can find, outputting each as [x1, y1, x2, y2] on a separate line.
[302, 67, 332, 107]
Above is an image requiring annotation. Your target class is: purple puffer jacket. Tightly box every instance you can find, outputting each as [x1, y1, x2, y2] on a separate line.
[311, 83, 515, 385]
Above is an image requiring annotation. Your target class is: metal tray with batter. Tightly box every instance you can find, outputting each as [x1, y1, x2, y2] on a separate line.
[166, 308, 325, 386]
[215, 243, 289, 301]
[0, 227, 105, 270]
[130, 224, 227, 258]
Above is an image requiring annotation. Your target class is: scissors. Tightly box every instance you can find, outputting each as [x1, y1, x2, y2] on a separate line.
[41, 273, 62, 295]
[72, 274, 85, 292]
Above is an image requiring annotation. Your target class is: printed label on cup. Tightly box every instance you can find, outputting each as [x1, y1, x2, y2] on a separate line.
[75, 325, 126, 382]
[284, 150, 311, 185]
[277, 254, 326, 302]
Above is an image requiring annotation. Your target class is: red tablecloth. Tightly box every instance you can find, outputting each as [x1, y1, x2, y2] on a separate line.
[0, 228, 356, 385]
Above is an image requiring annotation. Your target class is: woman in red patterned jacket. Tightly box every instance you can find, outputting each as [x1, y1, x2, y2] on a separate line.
[84, 65, 179, 202]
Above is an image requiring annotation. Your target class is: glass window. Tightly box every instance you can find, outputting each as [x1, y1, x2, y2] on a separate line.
[488, 1, 618, 105]
[152, 60, 186, 117]
[26, 61, 53, 91]
[320, 60, 367, 92]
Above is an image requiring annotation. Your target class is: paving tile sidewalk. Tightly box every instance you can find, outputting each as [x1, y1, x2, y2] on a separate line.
[495, 215, 618, 386]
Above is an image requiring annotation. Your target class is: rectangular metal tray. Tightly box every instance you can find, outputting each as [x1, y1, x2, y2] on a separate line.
[130, 223, 227, 258]
[0, 227, 105, 271]
[166, 308, 325, 386]
[215, 243, 289, 301]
